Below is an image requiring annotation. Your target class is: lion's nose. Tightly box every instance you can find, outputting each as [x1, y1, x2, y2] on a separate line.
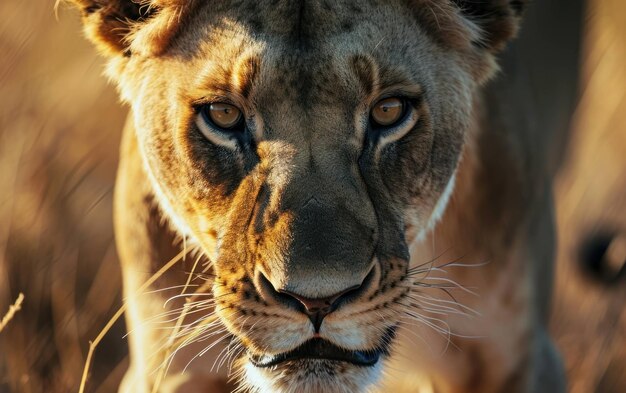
[278, 286, 360, 332]
[258, 272, 369, 332]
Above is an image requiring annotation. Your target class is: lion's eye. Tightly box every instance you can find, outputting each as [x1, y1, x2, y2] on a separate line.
[203, 103, 243, 130]
[370, 97, 405, 127]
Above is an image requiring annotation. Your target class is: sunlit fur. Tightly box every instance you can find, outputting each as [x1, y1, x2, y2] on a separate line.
[64, 1, 566, 392]
[241, 359, 383, 393]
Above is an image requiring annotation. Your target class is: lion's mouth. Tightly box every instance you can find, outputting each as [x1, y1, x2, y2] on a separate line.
[249, 338, 382, 368]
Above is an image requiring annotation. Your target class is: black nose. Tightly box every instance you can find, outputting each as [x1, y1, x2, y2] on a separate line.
[278, 286, 361, 332]
[259, 273, 367, 332]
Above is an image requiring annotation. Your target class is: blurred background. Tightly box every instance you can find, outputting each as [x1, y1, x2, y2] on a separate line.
[0, 0, 624, 392]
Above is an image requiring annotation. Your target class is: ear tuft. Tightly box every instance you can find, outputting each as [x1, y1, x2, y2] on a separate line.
[62, 0, 193, 57]
[408, 0, 526, 53]
[451, 0, 527, 52]
[408, 0, 527, 83]
[509, 0, 526, 16]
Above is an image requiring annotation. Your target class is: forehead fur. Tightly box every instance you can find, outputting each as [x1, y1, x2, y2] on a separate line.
[152, 0, 472, 103]
[71, 0, 523, 82]
[166, 0, 482, 53]
[169, 1, 474, 56]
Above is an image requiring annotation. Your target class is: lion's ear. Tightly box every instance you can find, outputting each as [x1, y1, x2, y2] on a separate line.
[410, 0, 527, 82]
[451, 0, 527, 53]
[64, 0, 192, 57]
[411, 0, 526, 53]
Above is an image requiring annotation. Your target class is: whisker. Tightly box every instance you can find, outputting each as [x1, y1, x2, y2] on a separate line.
[414, 276, 479, 296]
[181, 252, 206, 295]
[141, 284, 201, 295]
[407, 247, 454, 272]
[164, 292, 215, 307]
[399, 310, 483, 340]
[409, 293, 480, 316]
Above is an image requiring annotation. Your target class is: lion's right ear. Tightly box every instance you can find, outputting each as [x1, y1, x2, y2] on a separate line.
[62, 0, 193, 57]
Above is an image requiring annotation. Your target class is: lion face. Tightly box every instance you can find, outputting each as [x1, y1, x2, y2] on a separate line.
[70, 0, 525, 391]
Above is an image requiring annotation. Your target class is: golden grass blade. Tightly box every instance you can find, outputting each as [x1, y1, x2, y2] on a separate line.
[78, 250, 187, 393]
[151, 252, 205, 393]
[0, 292, 24, 334]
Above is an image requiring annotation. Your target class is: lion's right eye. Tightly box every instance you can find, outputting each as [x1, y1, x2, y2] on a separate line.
[195, 102, 248, 149]
[200, 103, 244, 131]
[370, 97, 406, 127]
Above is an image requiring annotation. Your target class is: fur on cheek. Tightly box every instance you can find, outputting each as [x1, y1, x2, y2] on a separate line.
[411, 170, 458, 244]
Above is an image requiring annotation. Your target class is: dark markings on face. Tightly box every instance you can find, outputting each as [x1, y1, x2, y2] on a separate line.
[236, 56, 261, 101]
[350, 54, 376, 98]
[176, 1, 465, 286]
[136, 2, 482, 378]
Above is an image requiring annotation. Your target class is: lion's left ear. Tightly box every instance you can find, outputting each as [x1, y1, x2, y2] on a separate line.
[410, 0, 527, 82]
[451, 0, 527, 53]
[412, 0, 527, 53]
[63, 0, 194, 57]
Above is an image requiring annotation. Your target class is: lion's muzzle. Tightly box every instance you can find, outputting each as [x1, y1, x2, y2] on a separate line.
[256, 265, 377, 332]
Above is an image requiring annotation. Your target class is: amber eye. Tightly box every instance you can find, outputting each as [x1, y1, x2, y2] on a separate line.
[204, 102, 243, 130]
[370, 97, 405, 127]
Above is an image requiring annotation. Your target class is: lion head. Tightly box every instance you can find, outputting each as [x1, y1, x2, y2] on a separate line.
[68, 1, 526, 391]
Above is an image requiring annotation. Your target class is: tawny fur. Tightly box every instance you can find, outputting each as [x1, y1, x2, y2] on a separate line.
[64, 1, 567, 392]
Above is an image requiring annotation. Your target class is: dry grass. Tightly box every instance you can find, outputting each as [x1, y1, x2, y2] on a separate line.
[0, 293, 24, 333]
[0, 0, 624, 392]
[0, 1, 127, 391]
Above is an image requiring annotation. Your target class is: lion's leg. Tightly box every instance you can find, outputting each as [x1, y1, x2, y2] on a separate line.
[386, 246, 563, 393]
[441, 187, 565, 393]
[114, 117, 180, 393]
[525, 189, 565, 393]
[114, 117, 232, 393]
[529, 328, 566, 393]
[384, 149, 564, 393]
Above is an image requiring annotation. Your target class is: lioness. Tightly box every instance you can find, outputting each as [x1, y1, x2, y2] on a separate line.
[64, 0, 576, 392]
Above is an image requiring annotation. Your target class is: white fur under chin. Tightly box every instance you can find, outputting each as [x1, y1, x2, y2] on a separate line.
[241, 359, 382, 393]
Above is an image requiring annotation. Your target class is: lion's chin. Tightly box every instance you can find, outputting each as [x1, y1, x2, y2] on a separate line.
[242, 358, 383, 393]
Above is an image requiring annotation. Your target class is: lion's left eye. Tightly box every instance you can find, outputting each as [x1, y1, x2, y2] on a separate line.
[201, 103, 244, 131]
[370, 97, 406, 127]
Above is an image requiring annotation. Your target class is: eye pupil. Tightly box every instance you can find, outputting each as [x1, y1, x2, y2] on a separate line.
[371, 97, 405, 127]
[206, 103, 243, 130]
